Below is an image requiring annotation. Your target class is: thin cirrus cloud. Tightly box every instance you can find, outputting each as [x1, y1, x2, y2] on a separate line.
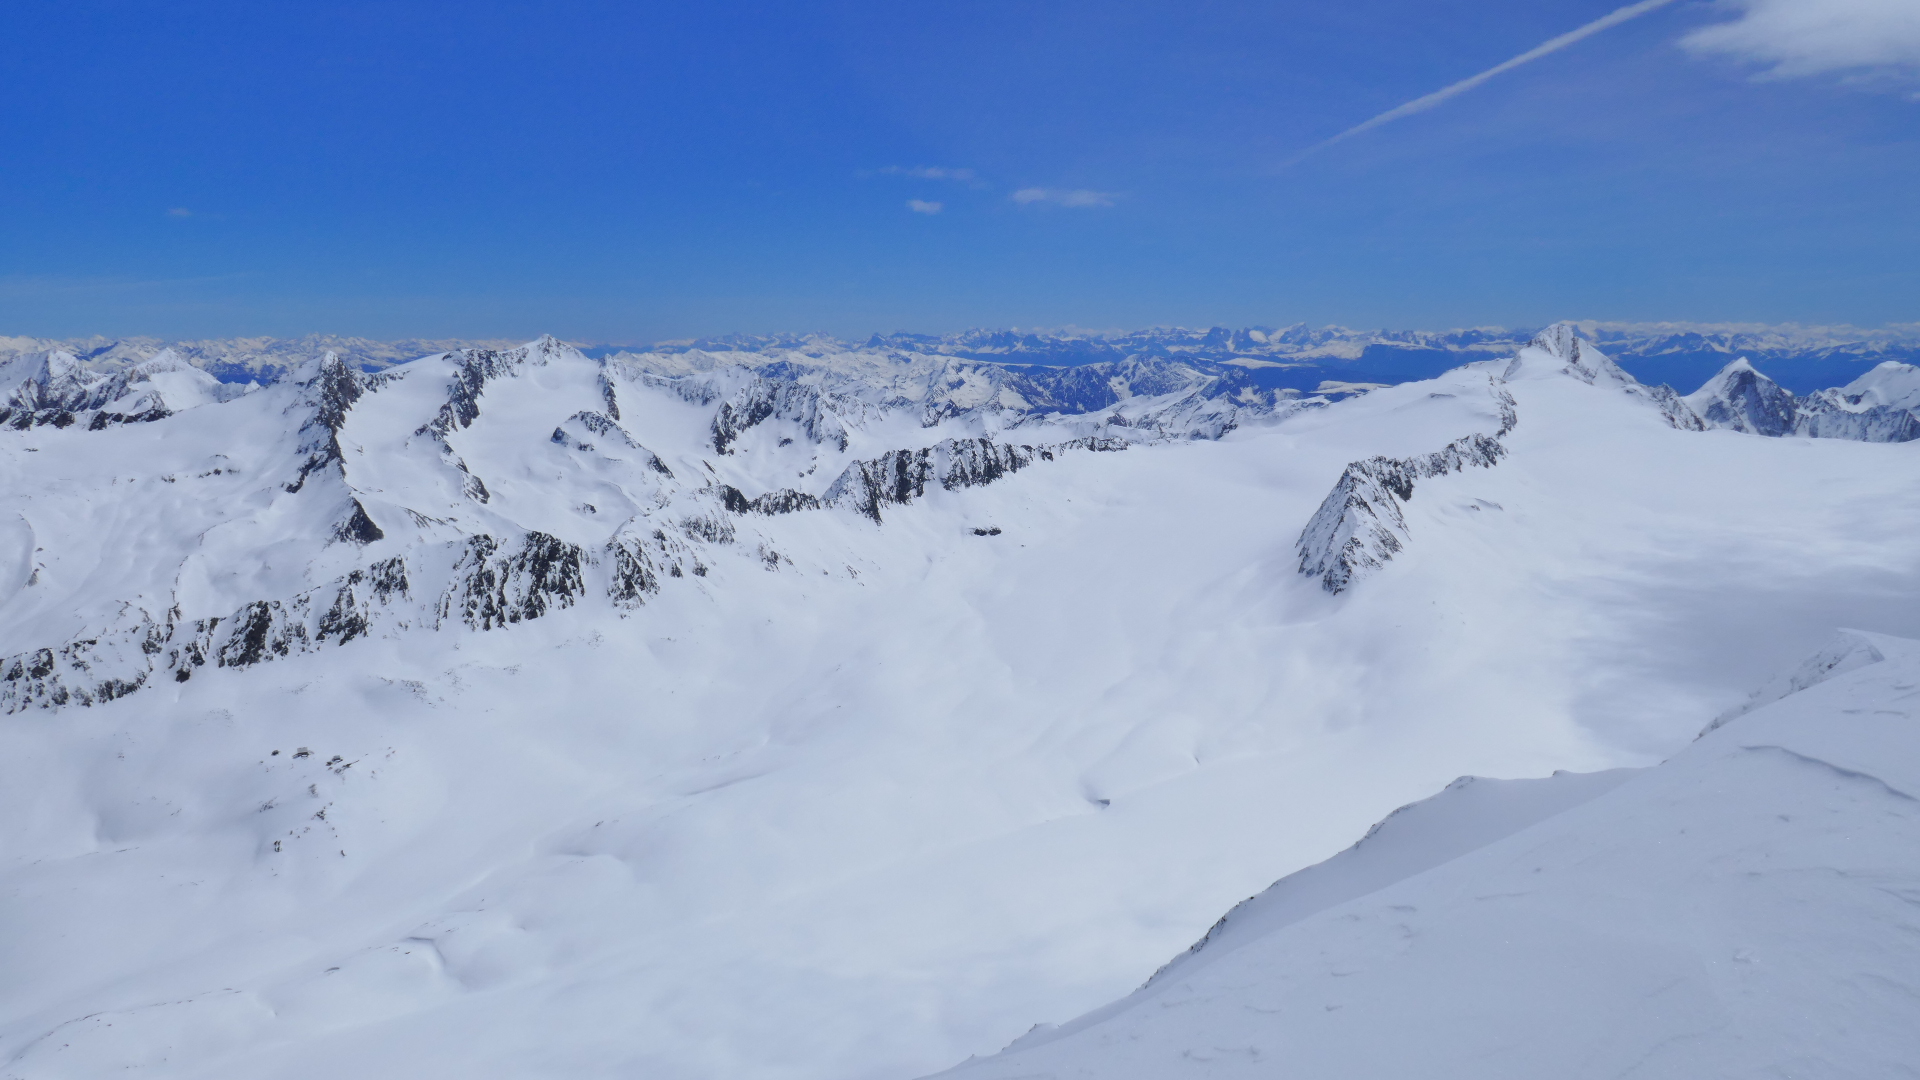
[881, 166, 978, 182]
[1010, 188, 1118, 208]
[1281, 0, 1682, 168]
[167, 208, 193, 217]
[1681, 0, 1920, 85]
[906, 199, 943, 214]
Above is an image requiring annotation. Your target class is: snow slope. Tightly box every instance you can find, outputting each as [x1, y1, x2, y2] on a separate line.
[2, 327, 1919, 1079]
[937, 630, 1920, 1080]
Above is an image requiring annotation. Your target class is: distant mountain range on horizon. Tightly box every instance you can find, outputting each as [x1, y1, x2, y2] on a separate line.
[5, 320, 1918, 396]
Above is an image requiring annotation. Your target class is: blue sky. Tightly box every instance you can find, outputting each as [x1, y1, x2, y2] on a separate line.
[2, 0, 1915, 341]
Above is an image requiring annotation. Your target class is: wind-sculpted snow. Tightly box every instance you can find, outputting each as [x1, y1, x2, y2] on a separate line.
[937, 634, 1920, 1080]
[1699, 628, 1890, 734]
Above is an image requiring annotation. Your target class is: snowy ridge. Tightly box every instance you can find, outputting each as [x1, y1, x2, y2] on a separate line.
[0, 336, 1249, 716]
[1293, 319, 1920, 597]
[1294, 428, 1508, 595]
[1698, 628, 1895, 734]
[0, 348, 247, 430]
[1516, 322, 1704, 432]
[937, 633, 1920, 1079]
[1296, 347, 1527, 595]
[823, 436, 1128, 523]
[0, 527, 691, 713]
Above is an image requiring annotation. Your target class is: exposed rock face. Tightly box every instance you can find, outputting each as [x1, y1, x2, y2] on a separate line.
[285, 353, 367, 494]
[711, 378, 851, 454]
[442, 532, 587, 631]
[0, 333, 1390, 716]
[824, 436, 1126, 523]
[332, 499, 386, 544]
[551, 411, 674, 476]
[1682, 357, 1920, 443]
[1792, 361, 1920, 442]
[1794, 396, 1920, 441]
[0, 349, 241, 430]
[1683, 358, 1798, 436]
[716, 485, 821, 515]
[1297, 432, 1508, 594]
[415, 337, 584, 505]
[418, 342, 552, 440]
[3, 526, 620, 711]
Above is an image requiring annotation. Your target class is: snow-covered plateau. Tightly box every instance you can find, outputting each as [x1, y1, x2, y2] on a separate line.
[2, 325, 1918, 1078]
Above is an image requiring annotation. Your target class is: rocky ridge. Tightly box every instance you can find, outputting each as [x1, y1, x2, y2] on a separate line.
[0, 337, 1279, 714]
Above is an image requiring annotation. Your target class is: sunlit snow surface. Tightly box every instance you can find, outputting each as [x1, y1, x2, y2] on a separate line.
[940, 631, 1920, 1079]
[2, 333, 1919, 1079]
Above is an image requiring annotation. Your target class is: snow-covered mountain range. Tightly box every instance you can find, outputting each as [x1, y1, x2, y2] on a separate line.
[7, 318, 1918, 395]
[3, 324, 1918, 1079]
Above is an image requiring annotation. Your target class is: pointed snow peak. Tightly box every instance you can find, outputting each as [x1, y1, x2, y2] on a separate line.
[288, 349, 352, 385]
[1691, 356, 1779, 397]
[1685, 356, 1796, 435]
[520, 334, 584, 367]
[1515, 322, 1625, 385]
[1528, 322, 1581, 363]
[288, 350, 365, 435]
[130, 347, 195, 376]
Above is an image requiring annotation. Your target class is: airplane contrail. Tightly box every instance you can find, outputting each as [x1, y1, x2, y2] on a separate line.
[1282, 0, 1682, 169]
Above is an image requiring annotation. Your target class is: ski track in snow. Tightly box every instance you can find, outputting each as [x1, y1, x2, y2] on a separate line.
[0, 327, 1917, 1079]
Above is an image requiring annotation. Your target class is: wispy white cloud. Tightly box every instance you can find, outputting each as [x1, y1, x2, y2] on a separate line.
[1011, 188, 1118, 208]
[882, 166, 977, 182]
[1283, 0, 1682, 167]
[167, 207, 193, 217]
[1682, 0, 1920, 87]
[907, 199, 944, 214]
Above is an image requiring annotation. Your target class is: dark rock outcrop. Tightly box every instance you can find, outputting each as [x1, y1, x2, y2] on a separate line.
[1298, 429, 1510, 595]
[825, 436, 1125, 523]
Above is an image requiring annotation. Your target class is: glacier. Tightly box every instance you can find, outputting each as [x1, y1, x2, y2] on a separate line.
[2, 323, 1919, 1079]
